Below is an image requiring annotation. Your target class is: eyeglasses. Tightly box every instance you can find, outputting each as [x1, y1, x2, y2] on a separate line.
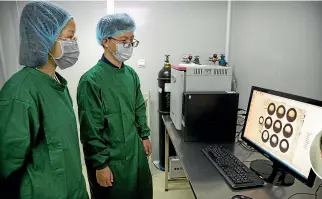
[109, 37, 139, 48]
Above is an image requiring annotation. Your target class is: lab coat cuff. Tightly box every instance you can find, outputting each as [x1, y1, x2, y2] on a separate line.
[141, 136, 149, 140]
[95, 162, 109, 170]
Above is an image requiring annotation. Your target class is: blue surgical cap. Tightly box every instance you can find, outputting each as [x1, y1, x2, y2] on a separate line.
[96, 13, 136, 45]
[19, 1, 72, 67]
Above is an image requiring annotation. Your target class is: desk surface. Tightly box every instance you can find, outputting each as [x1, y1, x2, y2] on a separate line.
[162, 115, 322, 199]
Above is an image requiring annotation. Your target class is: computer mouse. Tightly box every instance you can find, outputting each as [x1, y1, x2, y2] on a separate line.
[231, 195, 253, 199]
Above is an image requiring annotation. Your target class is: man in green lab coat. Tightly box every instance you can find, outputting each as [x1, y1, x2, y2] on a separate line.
[0, 1, 88, 199]
[77, 13, 153, 199]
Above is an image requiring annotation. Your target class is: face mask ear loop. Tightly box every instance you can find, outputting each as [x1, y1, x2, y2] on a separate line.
[104, 42, 117, 57]
[49, 40, 64, 60]
[48, 52, 55, 60]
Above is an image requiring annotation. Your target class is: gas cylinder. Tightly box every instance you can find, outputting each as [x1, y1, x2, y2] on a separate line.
[158, 55, 171, 114]
[157, 55, 176, 169]
[157, 55, 171, 169]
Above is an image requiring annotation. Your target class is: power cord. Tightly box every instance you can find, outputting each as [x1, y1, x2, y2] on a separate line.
[235, 127, 243, 139]
[287, 184, 322, 199]
[235, 128, 257, 152]
[243, 151, 255, 162]
[238, 108, 246, 112]
[236, 140, 257, 152]
[235, 111, 257, 152]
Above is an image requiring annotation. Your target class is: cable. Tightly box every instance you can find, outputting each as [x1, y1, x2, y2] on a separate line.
[287, 193, 314, 199]
[152, 161, 165, 172]
[287, 184, 322, 199]
[235, 129, 256, 152]
[235, 129, 243, 139]
[315, 185, 322, 198]
[235, 111, 257, 152]
[243, 151, 254, 162]
[237, 140, 257, 152]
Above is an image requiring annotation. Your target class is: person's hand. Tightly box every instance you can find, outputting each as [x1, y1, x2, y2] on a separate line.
[96, 166, 113, 187]
[142, 139, 152, 157]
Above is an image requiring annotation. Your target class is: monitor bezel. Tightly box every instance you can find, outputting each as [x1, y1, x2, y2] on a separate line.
[241, 86, 321, 187]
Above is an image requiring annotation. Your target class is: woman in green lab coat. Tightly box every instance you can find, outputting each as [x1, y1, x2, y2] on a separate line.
[77, 13, 153, 199]
[0, 2, 88, 199]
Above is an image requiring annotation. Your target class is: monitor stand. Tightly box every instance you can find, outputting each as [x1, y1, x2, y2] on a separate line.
[250, 159, 295, 186]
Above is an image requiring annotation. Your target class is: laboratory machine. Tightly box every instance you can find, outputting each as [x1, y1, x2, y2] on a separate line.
[181, 92, 239, 142]
[170, 63, 233, 131]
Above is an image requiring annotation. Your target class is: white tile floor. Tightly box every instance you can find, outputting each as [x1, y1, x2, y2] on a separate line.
[82, 165, 194, 199]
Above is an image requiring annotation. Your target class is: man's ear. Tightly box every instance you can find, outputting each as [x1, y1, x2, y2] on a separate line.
[102, 39, 109, 48]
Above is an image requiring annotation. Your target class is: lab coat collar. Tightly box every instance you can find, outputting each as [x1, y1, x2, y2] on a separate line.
[101, 54, 124, 69]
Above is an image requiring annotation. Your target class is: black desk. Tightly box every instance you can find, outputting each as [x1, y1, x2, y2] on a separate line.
[162, 115, 322, 199]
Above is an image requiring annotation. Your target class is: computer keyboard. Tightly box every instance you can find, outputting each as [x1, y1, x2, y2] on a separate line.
[202, 145, 265, 189]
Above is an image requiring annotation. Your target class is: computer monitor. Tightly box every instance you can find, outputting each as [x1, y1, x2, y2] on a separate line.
[242, 86, 322, 187]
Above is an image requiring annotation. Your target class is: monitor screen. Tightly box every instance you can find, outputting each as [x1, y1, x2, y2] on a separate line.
[243, 88, 322, 180]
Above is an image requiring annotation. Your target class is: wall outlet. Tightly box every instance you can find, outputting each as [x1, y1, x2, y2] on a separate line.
[138, 59, 146, 68]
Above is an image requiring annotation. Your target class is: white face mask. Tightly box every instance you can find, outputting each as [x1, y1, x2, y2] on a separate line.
[51, 40, 80, 70]
[113, 43, 133, 62]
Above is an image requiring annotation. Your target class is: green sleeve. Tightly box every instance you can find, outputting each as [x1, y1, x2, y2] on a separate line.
[0, 99, 39, 179]
[77, 80, 109, 170]
[134, 73, 151, 138]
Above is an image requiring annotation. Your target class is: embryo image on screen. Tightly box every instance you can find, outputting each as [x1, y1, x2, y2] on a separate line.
[244, 90, 322, 178]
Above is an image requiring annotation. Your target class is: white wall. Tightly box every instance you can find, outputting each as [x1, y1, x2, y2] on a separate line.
[0, 34, 5, 88]
[0, 1, 20, 88]
[229, 1, 322, 109]
[115, 1, 228, 161]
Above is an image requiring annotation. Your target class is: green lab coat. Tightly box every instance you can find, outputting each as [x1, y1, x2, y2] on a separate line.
[77, 60, 153, 199]
[0, 67, 88, 199]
